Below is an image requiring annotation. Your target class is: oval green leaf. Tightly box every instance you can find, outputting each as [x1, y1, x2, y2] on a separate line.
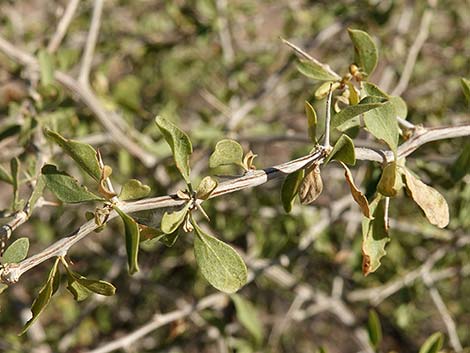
[209, 139, 244, 169]
[367, 309, 382, 348]
[332, 102, 384, 131]
[325, 134, 356, 165]
[232, 294, 265, 345]
[161, 203, 190, 234]
[193, 223, 247, 293]
[419, 332, 444, 353]
[2, 237, 29, 264]
[363, 101, 399, 153]
[281, 169, 304, 213]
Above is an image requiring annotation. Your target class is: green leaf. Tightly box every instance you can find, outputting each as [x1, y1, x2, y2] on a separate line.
[325, 134, 356, 165]
[0, 164, 13, 184]
[2, 238, 29, 264]
[461, 78, 470, 104]
[348, 28, 378, 75]
[314, 81, 340, 100]
[332, 102, 384, 131]
[155, 116, 193, 184]
[209, 139, 244, 169]
[363, 101, 399, 153]
[419, 332, 444, 353]
[377, 162, 403, 197]
[232, 294, 264, 345]
[20, 258, 60, 335]
[41, 164, 103, 203]
[367, 309, 382, 348]
[281, 169, 304, 213]
[38, 49, 55, 87]
[361, 196, 390, 276]
[196, 176, 218, 200]
[114, 206, 140, 274]
[297, 60, 339, 81]
[403, 168, 449, 228]
[362, 82, 388, 98]
[450, 142, 470, 181]
[119, 179, 151, 201]
[45, 129, 101, 181]
[10, 157, 19, 206]
[65, 268, 92, 302]
[161, 203, 190, 234]
[193, 222, 247, 293]
[305, 101, 318, 144]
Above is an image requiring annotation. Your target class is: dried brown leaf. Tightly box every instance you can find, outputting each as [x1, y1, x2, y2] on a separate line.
[339, 162, 371, 218]
[299, 164, 323, 205]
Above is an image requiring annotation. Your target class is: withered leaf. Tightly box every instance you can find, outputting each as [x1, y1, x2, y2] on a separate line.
[340, 162, 371, 218]
[299, 164, 323, 205]
[403, 169, 449, 228]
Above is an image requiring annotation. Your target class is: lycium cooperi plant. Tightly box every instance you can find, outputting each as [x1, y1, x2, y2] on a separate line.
[0, 28, 468, 336]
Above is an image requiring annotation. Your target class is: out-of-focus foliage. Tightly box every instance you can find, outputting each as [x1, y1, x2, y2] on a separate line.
[0, 0, 469, 352]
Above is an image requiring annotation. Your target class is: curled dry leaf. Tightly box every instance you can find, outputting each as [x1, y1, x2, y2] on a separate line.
[403, 169, 449, 228]
[242, 150, 257, 170]
[98, 165, 116, 199]
[339, 162, 371, 218]
[299, 163, 323, 205]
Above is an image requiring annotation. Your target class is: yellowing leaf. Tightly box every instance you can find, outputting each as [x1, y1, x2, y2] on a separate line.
[119, 179, 151, 201]
[209, 139, 244, 169]
[193, 223, 247, 293]
[361, 196, 390, 276]
[299, 164, 323, 205]
[340, 162, 370, 218]
[155, 116, 193, 184]
[314, 81, 340, 100]
[45, 130, 101, 181]
[348, 28, 378, 75]
[403, 169, 449, 228]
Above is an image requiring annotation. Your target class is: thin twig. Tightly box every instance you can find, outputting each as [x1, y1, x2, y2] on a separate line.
[47, 0, 81, 53]
[391, 1, 435, 96]
[79, 0, 104, 87]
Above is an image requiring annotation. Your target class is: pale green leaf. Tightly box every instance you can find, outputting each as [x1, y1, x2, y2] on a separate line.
[45, 129, 101, 181]
[209, 139, 244, 169]
[367, 309, 382, 348]
[28, 175, 45, 209]
[161, 203, 190, 234]
[281, 169, 304, 213]
[193, 223, 247, 293]
[348, 28, 378, 75]
[20, 258, 60, 335]
[196, 176, 218, 200]
[363, 101, 399, 153]
[390, 95, 408, 119]
[362, 82, 388, 98]
[155, 116, 193, 184]
[419, 332, 444, 353]
[305, 101, 318, 144]
[42, 165, 103, 203]
[2, 238, 29, 264]
[297, 60, 339, 81]
[403, 169, 449, 228]
[232, 294, 264, 345]
[114, 206, 140, 274]
[450, 142, 470, 181]
[361, 196, 390, 275]
[119, 179, 151, 201]
[325, 134, 356, 165]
